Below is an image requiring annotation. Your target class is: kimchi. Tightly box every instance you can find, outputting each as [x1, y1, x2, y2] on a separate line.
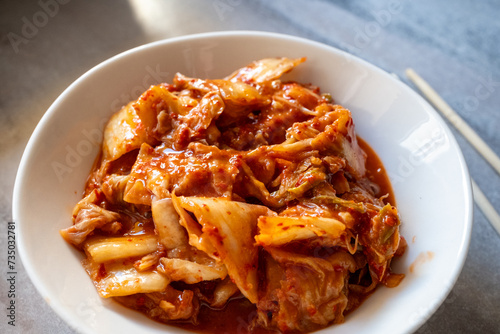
[61, 57, 406, 333]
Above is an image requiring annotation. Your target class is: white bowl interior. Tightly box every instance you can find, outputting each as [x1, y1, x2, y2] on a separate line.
[13, 31, 472, 334]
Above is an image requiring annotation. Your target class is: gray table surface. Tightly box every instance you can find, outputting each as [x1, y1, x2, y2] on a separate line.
[1, 0, 499, 333]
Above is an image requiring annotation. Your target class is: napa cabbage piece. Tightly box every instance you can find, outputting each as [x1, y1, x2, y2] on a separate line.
[95, 262, 170, 298]
[172, 195, 275, 303]
[159, 258, 227, 284]
[176, 90, 224, 142]
[60, 190, 121, 246]
[360, 204, 401, 281]
[257, 248, 358, 332]
[211, 278, 239, 308]
[132, 83, 226, 148]
[155, 90, 225, 148]
[135, 246, 166, 272]
[276, 82, 324, 112]
[268, 156, 328, 206]
[115, 286, 199, 322]
[173, 73, 271, 124]
[133, 84, 225, 147]
[133, 84, 187, 140]
[274, 103, 367, 178]
[225, 57, 306, 83]
[310, 194, 402, 282]
[84, 235, 158, 263]
[151, 198, 188, 250]
[102, 102, 152, 161]
[101, 174, 130, 204]
[123, 142, 240, 205]
[255, 216, 346, 247]
[170, 195, 219, 259]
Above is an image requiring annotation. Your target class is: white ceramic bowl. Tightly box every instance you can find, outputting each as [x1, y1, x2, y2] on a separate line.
[13, 31, 472, 334]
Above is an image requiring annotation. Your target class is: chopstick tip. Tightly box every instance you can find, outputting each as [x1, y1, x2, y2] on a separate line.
[405, 68, 416, 79]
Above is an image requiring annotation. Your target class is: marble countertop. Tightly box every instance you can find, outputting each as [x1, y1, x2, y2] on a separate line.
[1, 0, 499, 333]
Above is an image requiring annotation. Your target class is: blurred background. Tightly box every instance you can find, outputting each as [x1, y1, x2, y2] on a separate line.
[1, 0, 499, 333]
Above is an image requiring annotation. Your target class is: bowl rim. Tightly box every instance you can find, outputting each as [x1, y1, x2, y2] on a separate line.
[12, 30, 473, 334]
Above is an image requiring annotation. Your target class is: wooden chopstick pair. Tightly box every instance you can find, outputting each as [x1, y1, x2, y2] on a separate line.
[405, 69, 500, 236]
